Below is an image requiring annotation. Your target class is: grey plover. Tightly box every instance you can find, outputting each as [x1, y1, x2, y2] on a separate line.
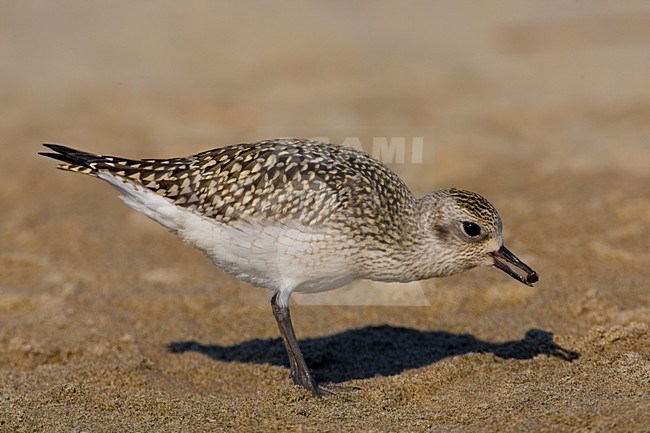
[40, 138, 538, 395]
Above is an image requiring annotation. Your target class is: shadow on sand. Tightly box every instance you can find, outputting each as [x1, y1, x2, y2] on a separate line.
[168, 325, 579, 383]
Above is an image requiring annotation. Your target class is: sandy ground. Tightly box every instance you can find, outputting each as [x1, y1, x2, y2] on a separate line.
[1, 1, 649, 432]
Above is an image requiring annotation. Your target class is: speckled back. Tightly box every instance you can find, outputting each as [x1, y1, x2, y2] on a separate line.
[84, 139, 417, 237]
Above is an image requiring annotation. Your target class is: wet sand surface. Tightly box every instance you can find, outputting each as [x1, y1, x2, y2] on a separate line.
[1, 2, 649, 432]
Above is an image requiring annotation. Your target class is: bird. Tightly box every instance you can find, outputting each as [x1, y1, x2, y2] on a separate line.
[40, 138, 538, 396]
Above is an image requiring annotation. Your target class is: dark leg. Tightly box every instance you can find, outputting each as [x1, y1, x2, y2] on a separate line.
[271, 292, 322, 396]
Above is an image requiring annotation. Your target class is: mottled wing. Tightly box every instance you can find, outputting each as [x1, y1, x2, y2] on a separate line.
[40, 139, 413, 234]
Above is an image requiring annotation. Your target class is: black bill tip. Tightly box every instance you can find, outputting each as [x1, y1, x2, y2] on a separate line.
[490, 245, 538, 286]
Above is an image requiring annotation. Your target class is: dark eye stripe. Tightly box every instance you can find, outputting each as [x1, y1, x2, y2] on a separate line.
[462, 221, 481, 237]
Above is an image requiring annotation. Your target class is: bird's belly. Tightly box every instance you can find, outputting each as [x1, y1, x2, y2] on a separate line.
[177, 210, 357, 292]
[100, 172, 359, 292]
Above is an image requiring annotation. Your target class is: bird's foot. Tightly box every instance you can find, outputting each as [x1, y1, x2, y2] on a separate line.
[316, 382, 360, 396]
[290, 368, 321, 396]
[290, 369, 359, 397]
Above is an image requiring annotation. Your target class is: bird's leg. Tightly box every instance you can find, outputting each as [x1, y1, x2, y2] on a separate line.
[271, 292, 322, 396]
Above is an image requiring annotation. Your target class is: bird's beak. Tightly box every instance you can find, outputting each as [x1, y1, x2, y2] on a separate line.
[490, 245, 538, 286]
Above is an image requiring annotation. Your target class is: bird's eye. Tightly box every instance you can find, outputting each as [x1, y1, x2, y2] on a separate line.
[462, 221, 481, 237]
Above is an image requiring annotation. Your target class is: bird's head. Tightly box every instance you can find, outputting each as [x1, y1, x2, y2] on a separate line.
[418, 188, 538, 286]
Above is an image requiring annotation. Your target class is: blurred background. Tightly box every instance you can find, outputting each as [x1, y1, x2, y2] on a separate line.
[3, 1, 649, 173]
[0, 1, 648, 431]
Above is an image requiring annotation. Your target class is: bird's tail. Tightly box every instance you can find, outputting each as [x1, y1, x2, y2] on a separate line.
[40, 143, 194, 195]
[39, 144, 102, 177]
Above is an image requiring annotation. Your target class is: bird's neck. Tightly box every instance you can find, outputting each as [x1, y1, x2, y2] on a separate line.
[361, 194, 456, 282]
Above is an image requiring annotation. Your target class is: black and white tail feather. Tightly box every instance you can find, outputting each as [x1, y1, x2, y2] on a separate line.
[39, 143, 189, 233]
[39, 144, 103, 176]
